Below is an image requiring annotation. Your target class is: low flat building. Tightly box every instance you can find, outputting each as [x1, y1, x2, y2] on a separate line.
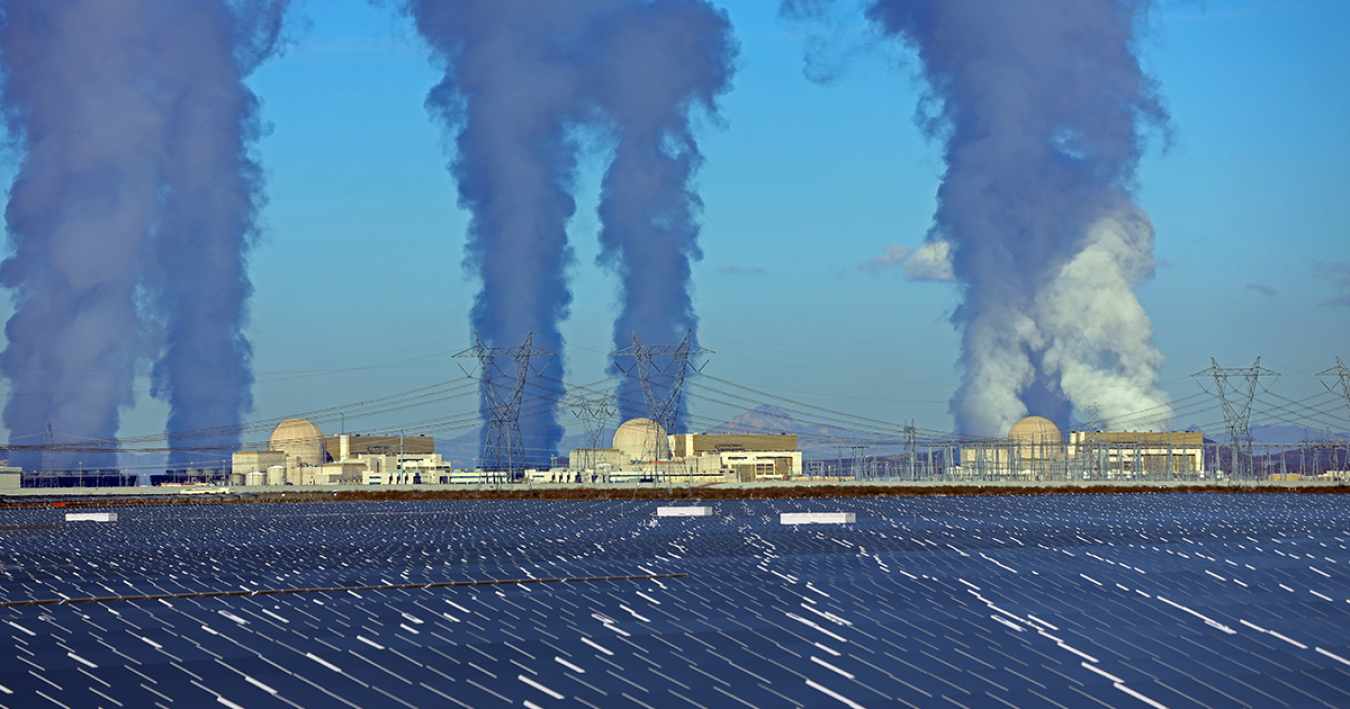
[672, 433, 802, 480]
[1068, 430, 1204, 478]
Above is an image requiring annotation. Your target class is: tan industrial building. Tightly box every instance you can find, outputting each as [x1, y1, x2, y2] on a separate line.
[325, 433, 434, 459]
[1068, 430, 1204, 477]
[672, 433, 801, 481]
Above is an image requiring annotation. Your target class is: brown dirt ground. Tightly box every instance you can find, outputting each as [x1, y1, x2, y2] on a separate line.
[5, 483, 1350, 509]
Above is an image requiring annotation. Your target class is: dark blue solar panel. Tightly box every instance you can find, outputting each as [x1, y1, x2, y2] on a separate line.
[1, 493, 1349, 707]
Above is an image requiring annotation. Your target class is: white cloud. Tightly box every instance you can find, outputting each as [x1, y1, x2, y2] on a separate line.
[861, 244, 909, 273]
[903, 240, 955, 281]
[860, 239, 955, 281]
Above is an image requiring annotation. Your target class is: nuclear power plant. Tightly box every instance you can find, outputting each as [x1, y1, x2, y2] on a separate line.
[7, 343, 1345, 489]
[230, 416, 804, 487]
[219, 409, 1284, 489]
[232, 418, 453, 486]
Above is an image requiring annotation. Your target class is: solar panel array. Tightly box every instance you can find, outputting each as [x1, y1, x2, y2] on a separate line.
[2, 493, 1349, 708]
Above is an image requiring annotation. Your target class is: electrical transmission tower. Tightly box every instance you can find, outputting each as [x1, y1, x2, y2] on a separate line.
[611, 331, 710, 462]
[1193, 358, 1279, 480]
[1081, 403, 1104, 478]
[454, 333, 553, 479]
[612, 332, 710, 487]
[850, 445, 870, 481]
[1320, 357, 1350, 417]
[567, 389, 615, 471]
[904, 422, 917, 481]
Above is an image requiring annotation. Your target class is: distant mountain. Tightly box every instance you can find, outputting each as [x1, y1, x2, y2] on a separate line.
[1196, 424, 1350, 446]
[1251, 425, 1349, 445]
[434, 432, 479, 468]
[435, 429, 597, 469]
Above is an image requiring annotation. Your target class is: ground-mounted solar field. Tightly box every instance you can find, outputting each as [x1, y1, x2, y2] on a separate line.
[2, 493, 1349, 708]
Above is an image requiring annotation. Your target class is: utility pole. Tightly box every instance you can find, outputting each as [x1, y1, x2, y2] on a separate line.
[1193, 358, 1279, 480]
[454, 333, 553, 481]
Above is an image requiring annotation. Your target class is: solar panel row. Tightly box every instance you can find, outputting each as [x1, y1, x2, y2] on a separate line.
[1, 493, 1348, 708]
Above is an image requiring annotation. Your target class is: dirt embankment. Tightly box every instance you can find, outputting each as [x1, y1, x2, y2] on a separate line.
[4, 482, 1350, 509]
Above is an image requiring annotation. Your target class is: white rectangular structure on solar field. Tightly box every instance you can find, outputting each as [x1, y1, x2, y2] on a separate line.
[65, 512, 117, 522]
[780, 512, 855, 525]
[657, 506, 713, 517]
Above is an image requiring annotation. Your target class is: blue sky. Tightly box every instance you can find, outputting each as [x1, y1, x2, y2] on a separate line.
[3, 0, 1347, 447]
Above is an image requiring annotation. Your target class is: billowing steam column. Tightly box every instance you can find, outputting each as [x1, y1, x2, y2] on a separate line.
[0, 0, 288, 470]
[821, 0, 1173, 435]
[404, 0, 735, 470]
[407, 1, 589, 472]
[593, 1, 736, 397]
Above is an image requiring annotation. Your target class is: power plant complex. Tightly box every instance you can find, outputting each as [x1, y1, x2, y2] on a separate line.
[219, 412, 1316, 488]
[230, 416, 803, 487]
[6, 349, 1346, 489]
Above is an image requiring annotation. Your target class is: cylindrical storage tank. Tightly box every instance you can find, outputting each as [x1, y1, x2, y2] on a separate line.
[230, 472, 246, 486]
[267, 465, 286, 486]
[245, 471, 265, 486]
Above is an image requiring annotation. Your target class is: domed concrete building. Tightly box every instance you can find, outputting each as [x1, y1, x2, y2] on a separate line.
[612, 418, 669, 463]
[957, 415, 1065, 479]
[1009, 416, 1063, 460]
[268, 418, 327, 466]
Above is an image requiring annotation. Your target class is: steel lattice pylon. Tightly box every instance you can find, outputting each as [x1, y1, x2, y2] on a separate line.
[567, 388, 615, 470]
[611, 331, 710, 464]
[1079, 402, 1105, 479]
[454, 333, 552, 477]
[1193, 357, 1279, 479]
[1319, 357, 1350, 418]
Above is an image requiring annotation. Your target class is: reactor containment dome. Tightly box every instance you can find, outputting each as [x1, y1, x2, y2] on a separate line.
[1009, 416, 1063, 460]
[612, 418, 669, 463]
[268, 418, 327, 466]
